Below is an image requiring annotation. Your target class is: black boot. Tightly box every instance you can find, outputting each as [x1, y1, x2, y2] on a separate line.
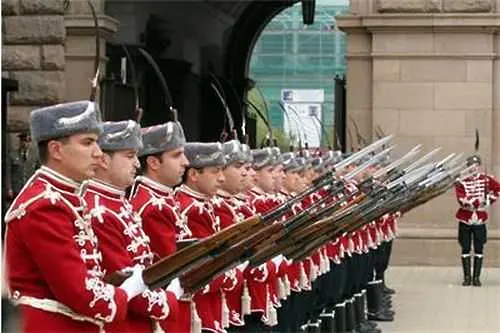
[306, 319, 322, 333]
[461, 256, 472, 286]
[319, 310, 336, 333]
[473, 255, 483, 287]
[345, 298, 356, 333]
[334, 303, 347, 333]
[367, 281, 394, 322]
[355, 293, 381, 333]
[382, 279, 395, 295]
[354, 294, 364, 329]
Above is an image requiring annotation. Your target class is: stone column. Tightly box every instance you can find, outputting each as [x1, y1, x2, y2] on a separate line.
[2, 0, 66, 135]
[64, 0, 119, 102]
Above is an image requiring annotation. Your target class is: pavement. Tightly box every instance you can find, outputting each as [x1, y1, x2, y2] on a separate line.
[377, 266, 500, 333]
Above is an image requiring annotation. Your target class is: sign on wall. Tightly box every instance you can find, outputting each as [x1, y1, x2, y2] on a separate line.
[281, 89, 324, 147]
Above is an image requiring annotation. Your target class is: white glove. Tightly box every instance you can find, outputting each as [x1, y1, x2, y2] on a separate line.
[119, 265, 147, 301]
[272, 255, 284, 272]
[237, 261, 250, 271]
[166, 278, 184, 299]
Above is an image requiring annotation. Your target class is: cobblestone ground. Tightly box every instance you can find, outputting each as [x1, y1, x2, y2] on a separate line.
[377, 266, 500, 333]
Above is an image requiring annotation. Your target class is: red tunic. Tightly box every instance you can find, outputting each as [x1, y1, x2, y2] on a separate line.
[82, 179, 178, 332]
[129, 176, 192, 333]
[176, 185, 240, 333]
[244, 189, 279, 324]
[455, 173, 500, 225]
[212, 192, 248, 327]
[4, 167, 128, 333]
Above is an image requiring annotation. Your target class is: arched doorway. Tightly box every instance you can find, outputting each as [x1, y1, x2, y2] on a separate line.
[234, 0, 349, 150]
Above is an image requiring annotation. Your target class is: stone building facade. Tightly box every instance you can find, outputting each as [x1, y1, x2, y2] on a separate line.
[337, 0, 500, 266]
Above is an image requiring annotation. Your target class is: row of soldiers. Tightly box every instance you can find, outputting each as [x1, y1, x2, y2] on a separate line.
[6, 99, 470, 333]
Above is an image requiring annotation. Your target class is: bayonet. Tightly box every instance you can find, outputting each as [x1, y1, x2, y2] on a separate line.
[344, 145, 394, 181]
[138, 48, 178, 122]
[121, 45, 143, 123]
[333, 135, 393, 172]
[404, 147, 441, 173]
[373, 144, 422, 179]
[87, 0, 100, 102]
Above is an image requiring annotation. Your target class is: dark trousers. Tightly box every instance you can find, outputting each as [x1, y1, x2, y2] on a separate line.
[458, 223, 487, 255]
[243, 313, 271, 333]
[373, 241, 393, 281]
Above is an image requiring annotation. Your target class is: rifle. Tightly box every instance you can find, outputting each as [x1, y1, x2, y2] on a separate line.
[106, 137, 393, 288]
[179, 145, 397, 291]
[105, 170, 333, 289]
[288, 159, 471, 261]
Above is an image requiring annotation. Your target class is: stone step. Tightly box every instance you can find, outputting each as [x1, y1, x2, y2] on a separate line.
[390, 227, 500, 267]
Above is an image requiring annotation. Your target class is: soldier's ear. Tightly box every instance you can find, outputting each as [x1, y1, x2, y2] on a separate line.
[146, 155, 160, 171]
[186, 168, 200, 183]
[47, 140, 64, 162]
[99, 153, 111, 171]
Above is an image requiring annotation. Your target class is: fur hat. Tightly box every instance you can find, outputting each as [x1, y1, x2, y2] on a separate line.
[98, 120, 143, 152]
[311, 157, 325, 172]
[241, 144, 253, 163]
[30, 101, 101, 143]
[270, 147, 282, 165]
[281, 152, 301, 172]
[184, 142, 226, 168]
[222, 140, 246, 165]
[139, 121, 186, 157]
[252, 148, 274, 170]
[295, 157, 310, 173]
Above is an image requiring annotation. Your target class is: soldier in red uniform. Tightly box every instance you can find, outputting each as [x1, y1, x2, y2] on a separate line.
[275, 153, 309, 333]
[455, 155, 500, 286]
[4, 101, 145, 332]
[176, 142, 241, 333]
[130, 121, 191, 256]
[211, 139, 251, 331]
[244, 148, 281, 332]
[81, 120, 182, 332]
[128, 121, 193, 332]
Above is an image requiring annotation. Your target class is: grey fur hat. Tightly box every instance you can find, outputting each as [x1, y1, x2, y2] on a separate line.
[98, 120, 143, 152]
[323, 150, 342, 166]
[222, 140, 246, 165]
[139, 121, 186, 157]
[295, 157, 310, 172]
[241, 144, 253, 163]
[270, 147, 282, 166]
[30, 100, 101, 143]
[252, 148, 274, 170]
[311, 157, 325, 172]
[184, 142, 226, 168]
[281, 152, 301, 172]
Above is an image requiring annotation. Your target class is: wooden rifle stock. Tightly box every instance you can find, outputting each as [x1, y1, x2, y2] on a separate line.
[252, 192, 366, 265]
[142, 214, 262, 289]
[103, 173, 334, 290]
[179, 180, 343, 290]
[181, 222, 283, 292]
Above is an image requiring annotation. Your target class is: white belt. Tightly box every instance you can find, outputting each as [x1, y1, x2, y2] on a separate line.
[12, 295, 105, 332]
